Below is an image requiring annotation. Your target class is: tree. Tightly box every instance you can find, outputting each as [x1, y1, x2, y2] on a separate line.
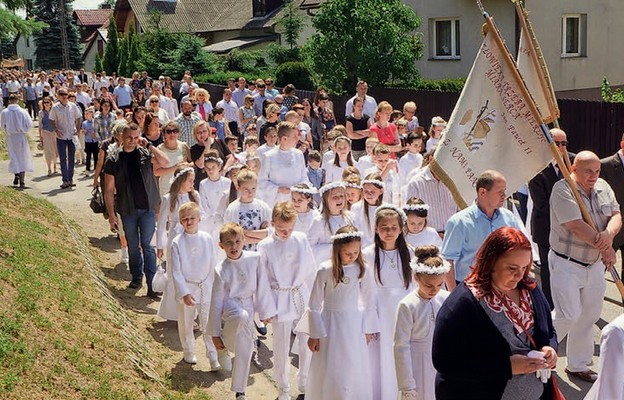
[94, 52, 103, 73]
[137, 11, 177, 77]
[164, 34, 219, 78]
[306, 0, 423, 94]
[102, 14, 119, 74]
[601, 76, 624, 103]
[117, 34, 128, 76]
[33, 0, 82, 69]
[277, 0, 304, 50]
[125, 24, 140, 76]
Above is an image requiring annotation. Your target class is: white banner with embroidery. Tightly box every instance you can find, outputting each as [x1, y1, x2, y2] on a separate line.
[431, 29, 553, 209]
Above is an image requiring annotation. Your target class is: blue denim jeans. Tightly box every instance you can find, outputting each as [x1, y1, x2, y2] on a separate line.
[121, 209, 157, 289]
[56, 138, 75, 183]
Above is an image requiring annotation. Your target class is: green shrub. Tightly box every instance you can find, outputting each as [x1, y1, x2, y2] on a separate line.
[221, 49, 269, 73]
[416, 78, 466, 92]
[267, 43, 304, 65]
[275, 61, 315, 90]
[194, 71, 275, 86]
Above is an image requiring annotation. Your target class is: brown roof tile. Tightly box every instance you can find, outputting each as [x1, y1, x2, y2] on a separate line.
[73, 9, 113, 27]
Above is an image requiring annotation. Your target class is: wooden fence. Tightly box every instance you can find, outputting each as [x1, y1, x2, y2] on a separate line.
[197, 82, 623, 159]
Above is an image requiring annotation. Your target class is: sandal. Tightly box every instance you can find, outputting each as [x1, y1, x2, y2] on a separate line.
[565, 368, 598, 383]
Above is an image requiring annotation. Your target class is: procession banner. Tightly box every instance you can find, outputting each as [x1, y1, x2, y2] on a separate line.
[430, 18, 553, 209]
[515, 0, 559, 124]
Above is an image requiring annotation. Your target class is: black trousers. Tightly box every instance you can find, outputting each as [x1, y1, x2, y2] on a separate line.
[538, 243, 554, 310]
[84, 142, 99, 171]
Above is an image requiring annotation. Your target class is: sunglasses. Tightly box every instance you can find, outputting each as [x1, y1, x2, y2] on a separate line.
[165, 129, 179, 134]
[150, 100, 159, 103]
[58, 93, 68, 96]
[554, 141, 568, 146]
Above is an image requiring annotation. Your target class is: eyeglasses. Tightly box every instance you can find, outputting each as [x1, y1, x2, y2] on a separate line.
[275, 101, 283, 105]
[165, 129, 179, 134]
[58, 93, 68, 96]
[554, 141, 568, 146]
[150, 100, 159, 103]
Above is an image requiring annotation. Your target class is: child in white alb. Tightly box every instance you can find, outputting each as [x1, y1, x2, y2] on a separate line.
[257, 202, 317, 400]
[258, 121, 309, 205]
[208, 222, 277, 400]
[290, 183, 320, 235]
[398, 132, 424, 186]
[198, 150, 230, 240]
[403, 197, 443, 249]
[365, 143, 401, 205]
[171, 202, 218, 366]
[307, 181, 354, 263]
[355, 137, 378, 174]
[363, 205, 414, 400]
[322, 136, 356, 183]
[351, 173, 384, 247]
[224, 169, 272, 251]
[394, 246, 450, 400]
[296, 226, 378, 400]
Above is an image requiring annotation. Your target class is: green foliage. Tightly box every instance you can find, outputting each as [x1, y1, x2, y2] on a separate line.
[136, 11, 177, 77]
[161, 34, 220, 79]
[266, 43, 304, 65]
[0, 8, 45, 39]
[126, 24, 140, 76]
[94, 53, 103, 74]
[102, 15, 119, 74]
[32, 0, 81, 69]
[221, 48, 268, 74]
[275, 61, 315, 90]
[194, 71, 274, 86]
[277, 0, 305, 50]
[306, 0, 423, 94]
[601, 76, 624, 103]
[411, 78, 466, 92]
[117, 34, 128, 77]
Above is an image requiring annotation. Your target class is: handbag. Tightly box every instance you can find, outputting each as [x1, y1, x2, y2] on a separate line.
[152, 261, 168, 293]
[72, 134, 82, 151]
[89, 187, 106, 214]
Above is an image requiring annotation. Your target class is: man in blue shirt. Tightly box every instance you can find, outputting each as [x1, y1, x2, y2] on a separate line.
[113, 77, 133, 110]
[441, 170, 524, 290]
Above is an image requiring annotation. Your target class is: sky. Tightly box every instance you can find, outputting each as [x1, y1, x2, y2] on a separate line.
[72, 0, 106, 10]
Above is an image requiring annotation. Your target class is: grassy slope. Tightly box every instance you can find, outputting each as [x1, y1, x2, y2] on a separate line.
[0, 188, 211, 400]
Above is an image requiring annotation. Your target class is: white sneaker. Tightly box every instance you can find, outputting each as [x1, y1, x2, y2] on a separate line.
[120, 247, 129, 264]
[278, 389, 291, 400]
[208, 353, 222, 371]
[217, 349, 232, 371]
[183, 352, 197, 364]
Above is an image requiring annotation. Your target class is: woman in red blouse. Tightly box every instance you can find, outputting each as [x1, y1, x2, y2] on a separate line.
[369, 101, 404, 155]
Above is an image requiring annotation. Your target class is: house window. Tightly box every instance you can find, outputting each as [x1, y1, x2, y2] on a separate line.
[252, 0, 281, 18]
[26, 59, 33, 70]
[561, 14, 587, 57]
[97, 40, 104, 55]
[431, 18, 460, 59]
[26, 37, 30, 48]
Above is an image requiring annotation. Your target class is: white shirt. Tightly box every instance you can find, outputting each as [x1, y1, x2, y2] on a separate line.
[345, 94, 377, 119]
[49, 101, 82, 139]
[75, 92, 92, 108]
[216, 99, 240, 125]
[403, 166, 457, 232]
[398, 151, 423, 186]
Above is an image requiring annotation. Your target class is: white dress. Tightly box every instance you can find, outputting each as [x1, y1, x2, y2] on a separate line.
[307, 211, 354, 264]
[365, 166, 401, 205]
[323, 159, 352, 183]
[156, 193, 193, 321]
[405, 227, 442, 249]
[295, 262, 379, 400]
[394, 290, 449, 400]
[294, 209, 319, 236]
[198, 176, 231, 239]
[363, 245, 414, 400]
[258, 147, 309, 205]
[351, 201, 378, 247]
[584, 313, 624, 400]
[157, 140, 189, 197]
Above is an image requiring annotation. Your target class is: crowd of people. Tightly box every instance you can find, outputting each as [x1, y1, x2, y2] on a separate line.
[1, 67, 624, 400]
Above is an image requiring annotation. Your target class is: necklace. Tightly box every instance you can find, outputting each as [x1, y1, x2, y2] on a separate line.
[381, 249, 399, 269]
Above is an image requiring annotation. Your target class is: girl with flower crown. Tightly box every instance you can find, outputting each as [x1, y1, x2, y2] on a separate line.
[351, 173, 385, 247]
[290, 183, 319, 236]
[403, 197, 442, 249]
[295, 225, 378, 400]
[394, 245, 450, 400]
[363, 204, 413, 400]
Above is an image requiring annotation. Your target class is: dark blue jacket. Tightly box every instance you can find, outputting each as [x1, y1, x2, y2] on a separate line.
[433, 283, 557, 399]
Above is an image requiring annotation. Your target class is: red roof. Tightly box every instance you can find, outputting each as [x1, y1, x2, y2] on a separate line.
[73, 9, 112, 27]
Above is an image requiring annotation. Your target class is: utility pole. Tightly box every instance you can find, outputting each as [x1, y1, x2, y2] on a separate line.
[58, 0, 71, 69]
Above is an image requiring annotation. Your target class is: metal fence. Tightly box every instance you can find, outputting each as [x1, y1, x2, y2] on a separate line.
[197, 82, 623, 159]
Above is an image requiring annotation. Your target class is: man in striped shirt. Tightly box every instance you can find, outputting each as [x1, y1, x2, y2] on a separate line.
[174, 100, 202, 146]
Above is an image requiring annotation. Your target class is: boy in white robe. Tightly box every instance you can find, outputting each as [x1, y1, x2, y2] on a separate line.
[365, 143, 401, 205]
[258, 121, 310, 205]
[257, 202, 317, 400]
[398, 133, 424, 186]
[584, 313, 624, 400]
[209, 223, 277, 400]
[171, 203, 218, 365]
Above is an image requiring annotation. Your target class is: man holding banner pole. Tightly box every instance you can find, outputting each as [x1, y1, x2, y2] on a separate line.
[548, 151, 621, 383]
